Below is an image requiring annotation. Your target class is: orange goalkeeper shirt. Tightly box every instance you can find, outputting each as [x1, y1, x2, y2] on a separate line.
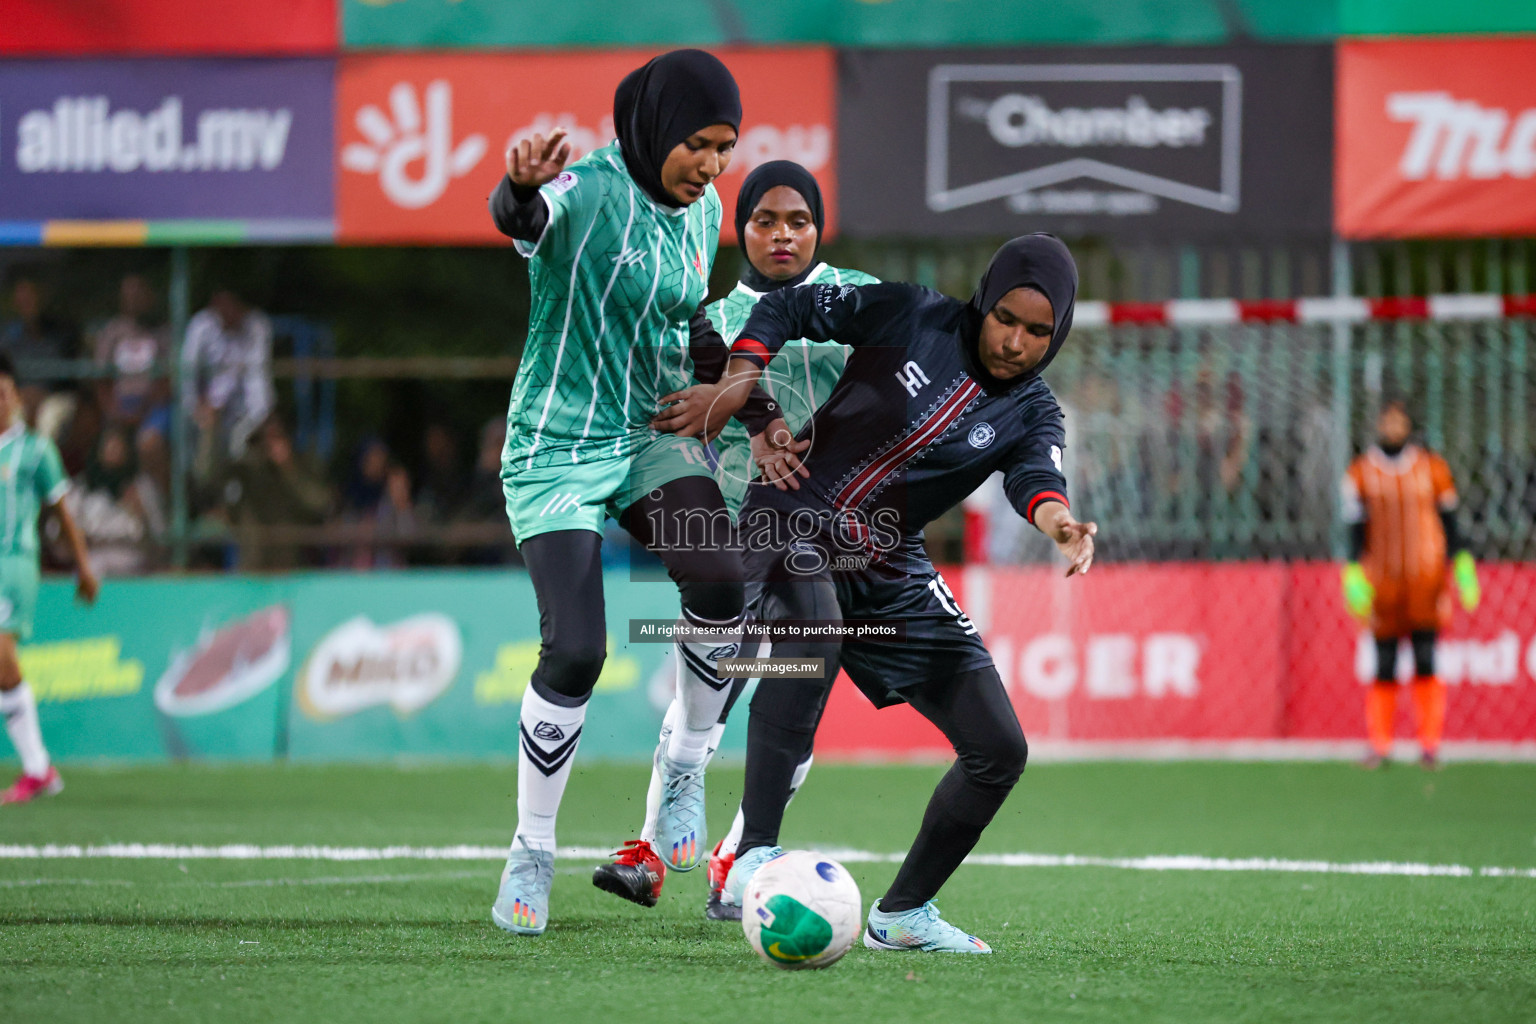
[1342, 445, 1458, 631]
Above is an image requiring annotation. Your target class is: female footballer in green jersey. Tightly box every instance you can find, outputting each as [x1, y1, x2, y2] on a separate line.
[485, 49, 783, 936]
[0, 354, 99, 805]
[598, 161, 878, 918]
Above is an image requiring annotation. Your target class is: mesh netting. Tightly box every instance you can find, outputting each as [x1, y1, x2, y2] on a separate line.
[930, 318, 1536, 752]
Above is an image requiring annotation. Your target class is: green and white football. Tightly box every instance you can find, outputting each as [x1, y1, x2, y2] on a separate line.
[742, 851, 862, 970]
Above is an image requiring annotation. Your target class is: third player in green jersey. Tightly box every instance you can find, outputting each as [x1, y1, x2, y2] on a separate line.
[609, 161, 879, 919]
[0, 353, 99, 806]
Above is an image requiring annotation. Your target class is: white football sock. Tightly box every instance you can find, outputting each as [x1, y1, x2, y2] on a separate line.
[720, 752, 813, 858]
[704, 720, 728, 766]
[513, 687, 588, 854]
[639, 699, 682, 843]
[1, 682, 50, 778]
[666, 610, 745, 765]
[720, 806, 747, 858]
[788, 751, 814, 804]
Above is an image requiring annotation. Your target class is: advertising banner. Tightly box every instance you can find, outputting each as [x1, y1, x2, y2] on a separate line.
[1283, 564, 1536, 741]
[17, 565, 1532, 764]
[1336, 39, 1536, 239]
[281, 572, 681, 760]
[813, 564, 1536, 755]
[1339, 0, 1536, 37]
[335, 50, 835, 244]
[1, 0, 337, 55]
[23, 578, 289, 761]
[837, 45, 1333, 241]
[20, 570, 687, 763]
[342, 0, 1335, 49]
[0, 59, 334, 223]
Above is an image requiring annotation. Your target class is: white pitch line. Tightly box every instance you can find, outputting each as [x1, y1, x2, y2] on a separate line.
[1, 843, 1532, 879]
[218, 870, 487, 888]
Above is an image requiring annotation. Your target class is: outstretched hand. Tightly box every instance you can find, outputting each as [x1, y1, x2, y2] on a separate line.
[506, 128, 571, 190]
[1054, 519, 1097, 577]
[1033, 501, 1096, 577]
[751, 419, 811, 491]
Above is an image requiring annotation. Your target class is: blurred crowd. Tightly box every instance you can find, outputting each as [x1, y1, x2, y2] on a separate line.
[1, 265, 515, 575]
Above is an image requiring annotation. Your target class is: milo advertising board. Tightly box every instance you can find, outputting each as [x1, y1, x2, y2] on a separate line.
[16, 570, 692, 763]
[25, 578, 288, 760]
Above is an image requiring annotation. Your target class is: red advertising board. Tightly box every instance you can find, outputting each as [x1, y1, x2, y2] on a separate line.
[336, 50, 835, 245]
[1336, 38, 1536, 239]
[814, 563, 1536, 756]
[1, 0, 336, 55]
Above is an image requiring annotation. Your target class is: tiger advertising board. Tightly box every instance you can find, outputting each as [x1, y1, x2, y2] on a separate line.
[1337, 38, 1536, 239]
[335, 50, 835, 245]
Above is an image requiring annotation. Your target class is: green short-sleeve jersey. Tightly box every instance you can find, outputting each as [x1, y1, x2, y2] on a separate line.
[504, 141, 721, 474]
[706, 263, 879, 512]
[0, 423, 68, 559]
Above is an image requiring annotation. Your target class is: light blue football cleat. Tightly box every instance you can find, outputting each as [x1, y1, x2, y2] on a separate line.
[863, 899, 993, 953]
[491, 836, 554, 936]
[654, 753, 708, 871]
[722, 844, 783, 908]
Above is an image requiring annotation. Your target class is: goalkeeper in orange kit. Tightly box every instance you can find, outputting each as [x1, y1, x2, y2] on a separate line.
[1341, 398, 1480, 770]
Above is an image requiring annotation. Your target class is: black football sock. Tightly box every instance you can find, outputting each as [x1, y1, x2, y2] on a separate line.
[880, 665, 1026, 913]
[879, 763, 1008, 913]
[736, 675, 830, 856]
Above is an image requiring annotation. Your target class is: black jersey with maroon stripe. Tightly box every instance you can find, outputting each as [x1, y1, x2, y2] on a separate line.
[732, 281, 1068, 574]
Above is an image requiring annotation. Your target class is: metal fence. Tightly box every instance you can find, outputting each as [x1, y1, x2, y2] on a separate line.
[4, 238, 1534, 573]
[1011, 317, 1536, 565]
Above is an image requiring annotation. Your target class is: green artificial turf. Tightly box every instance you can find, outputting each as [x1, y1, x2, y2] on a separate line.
[2, 761, 1534, 1023]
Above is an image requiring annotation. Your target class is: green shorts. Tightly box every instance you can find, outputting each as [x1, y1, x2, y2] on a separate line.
[0, 555, 40, 641]
[502, 432, 717, 544]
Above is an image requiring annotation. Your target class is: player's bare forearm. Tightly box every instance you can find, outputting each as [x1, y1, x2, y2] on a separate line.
[1032, 499, 1097, 577]
[50, 500, 100, 604]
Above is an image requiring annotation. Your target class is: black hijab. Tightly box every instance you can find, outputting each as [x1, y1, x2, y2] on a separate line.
[962, 233, 1078, 391]
[733, 160, 825, 292]
[614, 49, 741, 209]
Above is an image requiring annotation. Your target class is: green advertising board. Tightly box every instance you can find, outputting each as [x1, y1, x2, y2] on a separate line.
[343, 0, 1337, 48]
[1340, 0, 1536, 36]
[12, 570, 720, 765]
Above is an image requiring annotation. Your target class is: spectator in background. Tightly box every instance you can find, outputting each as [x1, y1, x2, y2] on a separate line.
[182, 286, 274, 462]
[135, 425, 171, 533]
[343, 436, 391, 519]
[456, 417, 514, 565]
[1, 267, 79, 436]
[416, 422, 468, 524]
[461, 418, 506, 523]
[220, 414, 331, 571]
[69, 424, 165, 577]
[372, 462, 419, 568]
[341, 436, 418, 568]
[93, 273, 171, 435]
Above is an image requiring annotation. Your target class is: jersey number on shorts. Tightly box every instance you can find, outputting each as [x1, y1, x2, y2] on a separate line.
[927, 575, 978, 636]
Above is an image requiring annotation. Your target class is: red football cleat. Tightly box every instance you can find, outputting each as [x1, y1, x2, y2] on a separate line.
[1, 766, 63, 805]
[592, 839, 666, 907]
[706, 840, 740, 921]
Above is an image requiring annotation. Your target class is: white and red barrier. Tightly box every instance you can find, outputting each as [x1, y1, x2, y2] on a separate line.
[814, 564, 1536, 758]
[1072, 294, 1536, 328]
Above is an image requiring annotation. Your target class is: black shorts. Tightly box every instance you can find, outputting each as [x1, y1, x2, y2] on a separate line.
[744, 535, 994, 709]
